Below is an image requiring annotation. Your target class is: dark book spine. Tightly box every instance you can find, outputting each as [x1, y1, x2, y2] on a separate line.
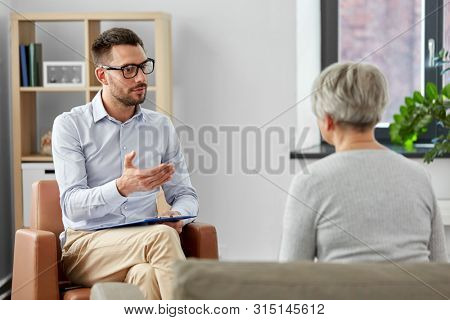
[19, 44, 29, 87]
[34, 43, 43, 86]
[28, 44, 35, 87]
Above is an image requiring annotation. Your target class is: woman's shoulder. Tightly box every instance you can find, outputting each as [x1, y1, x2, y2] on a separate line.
[302, 148, 430, 181]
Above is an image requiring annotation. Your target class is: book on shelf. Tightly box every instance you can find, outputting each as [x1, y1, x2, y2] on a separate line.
[34, 43, 43, 86]
[19, 43, 43, 87]
[19, 44, 29, 87]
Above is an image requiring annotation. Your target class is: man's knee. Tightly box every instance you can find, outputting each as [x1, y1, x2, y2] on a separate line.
[152, 224, 180, 241]
[142, 224, 184, 259]
[126, 263, 154, 280]
[125, 263, 160, 300]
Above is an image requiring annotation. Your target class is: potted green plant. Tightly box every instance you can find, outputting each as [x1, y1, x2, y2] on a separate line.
[389, 49, 450, 163]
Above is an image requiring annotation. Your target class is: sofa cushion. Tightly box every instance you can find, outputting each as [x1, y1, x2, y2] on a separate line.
[172, 260, 450, 299]
[90, 282, 145, 300]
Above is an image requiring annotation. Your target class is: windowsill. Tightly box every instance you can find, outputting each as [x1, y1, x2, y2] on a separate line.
[290, 142, 450, 160]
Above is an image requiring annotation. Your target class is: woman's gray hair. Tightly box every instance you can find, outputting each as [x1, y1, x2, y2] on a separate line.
[311, 62, 389, 129]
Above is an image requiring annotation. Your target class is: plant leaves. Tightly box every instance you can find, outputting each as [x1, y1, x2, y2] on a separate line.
[404, 136, 416, 151]
[390, 52, 450, 163]
[405, 97, 415, 107]
[414, 114, 432, 131]
[389, 123, 402, 144]
[425, 82, 438, 100]
[413, 91, 424, 103]
[400, 106, 408, 116]
[442, 83, 450, 98]
[393, 114, 403, 124]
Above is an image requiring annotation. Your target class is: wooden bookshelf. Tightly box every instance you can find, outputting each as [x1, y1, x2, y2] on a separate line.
[11, 12, 173, 230]
[20, 86, 86, 92]
[21, 155, 53, 162]
[88, 86, 156, 92]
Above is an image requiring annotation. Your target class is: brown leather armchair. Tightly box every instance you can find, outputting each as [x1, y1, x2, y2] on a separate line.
[11, 180, 218, 300]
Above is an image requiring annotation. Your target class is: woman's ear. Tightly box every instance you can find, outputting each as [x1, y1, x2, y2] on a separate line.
[324, 114, 335, 131]
[318, 114, 336, 146]
[95, 67, 108, 85]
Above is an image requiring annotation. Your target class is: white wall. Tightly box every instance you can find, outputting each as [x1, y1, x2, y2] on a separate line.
[412, 159, 450, 257]
[10, 0, 298, 260]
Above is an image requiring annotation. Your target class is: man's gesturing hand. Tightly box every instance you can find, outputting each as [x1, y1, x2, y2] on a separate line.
[116, 151, 175, 197]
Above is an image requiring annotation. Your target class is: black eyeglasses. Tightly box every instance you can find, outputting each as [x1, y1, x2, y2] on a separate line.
[101, 58, 155, 79]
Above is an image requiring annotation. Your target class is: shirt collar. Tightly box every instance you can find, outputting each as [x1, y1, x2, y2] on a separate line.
[92, 90, 143, 123]
[92, 90, 108, 123]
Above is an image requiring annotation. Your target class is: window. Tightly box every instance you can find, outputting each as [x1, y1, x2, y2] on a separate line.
[321, 0, 446, 143]
[444, 0, 450, 84]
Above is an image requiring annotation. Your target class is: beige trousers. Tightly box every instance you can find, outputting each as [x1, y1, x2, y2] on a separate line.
[61, 224, 186, 299]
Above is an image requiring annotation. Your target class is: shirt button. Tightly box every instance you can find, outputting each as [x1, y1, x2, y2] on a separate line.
[123, 146, 127, 150]
[123, 206, 127, 210]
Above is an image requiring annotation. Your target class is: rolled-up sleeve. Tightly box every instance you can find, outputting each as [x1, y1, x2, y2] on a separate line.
[52, 114, 127, 223]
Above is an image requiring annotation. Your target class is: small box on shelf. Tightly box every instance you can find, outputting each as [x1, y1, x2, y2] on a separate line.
[43, 61, 86, 87]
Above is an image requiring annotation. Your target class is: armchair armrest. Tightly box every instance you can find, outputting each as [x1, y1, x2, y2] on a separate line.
[181, 222, 218, 259]
[12, 229, 59, 300]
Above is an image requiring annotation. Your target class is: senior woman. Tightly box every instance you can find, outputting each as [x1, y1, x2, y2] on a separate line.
[279, 62, 448, 262]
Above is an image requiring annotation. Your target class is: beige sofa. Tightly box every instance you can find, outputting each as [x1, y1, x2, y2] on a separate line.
[172, 259, 450, 299]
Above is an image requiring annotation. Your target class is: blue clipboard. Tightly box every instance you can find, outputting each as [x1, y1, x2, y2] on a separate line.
[88, 215, 196, 231]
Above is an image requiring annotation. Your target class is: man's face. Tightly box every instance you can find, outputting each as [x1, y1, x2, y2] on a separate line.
[103, 44, 148, 107]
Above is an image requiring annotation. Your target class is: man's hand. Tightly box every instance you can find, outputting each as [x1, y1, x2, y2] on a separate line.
[116, 151, 175, 197]
[159, 210, 183, 234]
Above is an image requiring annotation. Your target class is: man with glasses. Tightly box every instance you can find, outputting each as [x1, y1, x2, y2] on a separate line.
[52, 28, 198, 299]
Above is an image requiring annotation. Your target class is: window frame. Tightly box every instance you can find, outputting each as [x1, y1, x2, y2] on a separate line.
[321, 0, 445, 144]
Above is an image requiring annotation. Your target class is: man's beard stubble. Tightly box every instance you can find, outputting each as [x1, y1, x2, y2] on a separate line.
[110, 82, 147, 107]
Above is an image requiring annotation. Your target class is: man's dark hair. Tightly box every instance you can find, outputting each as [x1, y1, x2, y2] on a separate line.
[91, 27, 144, 65]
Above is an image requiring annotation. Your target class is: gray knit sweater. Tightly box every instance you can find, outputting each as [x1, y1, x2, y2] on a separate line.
[279, 149, 448, 262]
